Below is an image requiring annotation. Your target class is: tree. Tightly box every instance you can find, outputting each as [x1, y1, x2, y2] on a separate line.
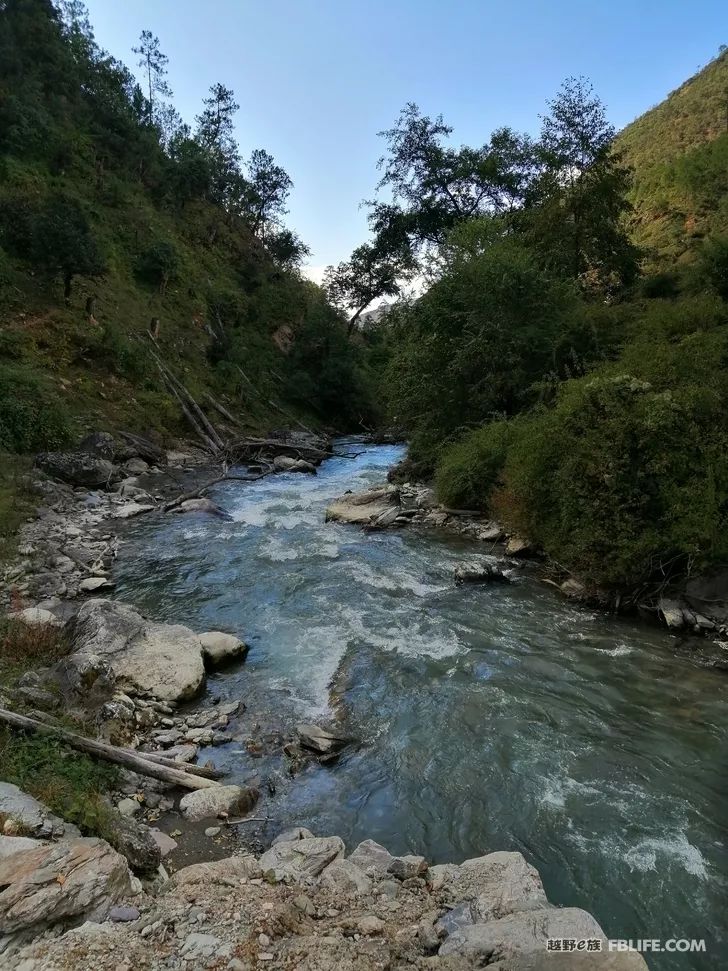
[132, 30, 171, 126]
[266, 228, 311, 269]
[324, 242, 411, 335]
[369, 103, 534, 265]
[527, 77, 639, 291]
[195, 82, 240, 203]
[242, 148, 292, 240]
[30, 194, 105, 302]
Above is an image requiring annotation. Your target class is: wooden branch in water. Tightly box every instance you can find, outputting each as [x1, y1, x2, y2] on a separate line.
[0, 707, 220, 791]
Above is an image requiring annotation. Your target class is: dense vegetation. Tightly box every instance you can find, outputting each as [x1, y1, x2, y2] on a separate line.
[334, 58, 728, 593]
[0, 0, 375, 455]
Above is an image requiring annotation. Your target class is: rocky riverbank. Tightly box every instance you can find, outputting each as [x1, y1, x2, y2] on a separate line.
[325, 480, 728, 667]
[2, 820, 646, 969]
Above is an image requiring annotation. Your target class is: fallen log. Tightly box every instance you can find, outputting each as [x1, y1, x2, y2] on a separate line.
[203, 392, 241, 427]
[140, 750, 225, 780]
[0, 707, 220, 791]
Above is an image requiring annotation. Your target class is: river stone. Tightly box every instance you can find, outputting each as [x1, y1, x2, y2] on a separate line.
[178, 785, 259, 822]
[259, 835, 345, 882]
[174, 498, 232, 520]
[199, 631, 249, 668]
[346, 839, 395, 876]
[388, 854, 428, 880]
[273, 455, 316, 473]
[319, 858, 372, 895]
[325, 485, 400, 526]
[0, 837, 134, 954]
[504, 535, 532, 557]
[658, 598, 686, 628]
[64, 599, 206, 703]
[272, 826, 315, 846]
[35, 451, 114, 489]
[148, 828, 178, 857]
[169, 854, 261, 888]
[296, 723, 345, 754]
[0, 783, 75, 840]
[428, 851, 547, 922]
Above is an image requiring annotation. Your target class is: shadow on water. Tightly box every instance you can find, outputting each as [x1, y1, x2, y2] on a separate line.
[113, 440, 728, 970]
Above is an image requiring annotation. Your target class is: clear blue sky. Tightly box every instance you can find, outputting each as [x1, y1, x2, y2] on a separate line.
[84, 0, 726, 277]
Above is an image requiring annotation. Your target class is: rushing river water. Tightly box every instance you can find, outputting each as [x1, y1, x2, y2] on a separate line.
[114, 442, 728, 969]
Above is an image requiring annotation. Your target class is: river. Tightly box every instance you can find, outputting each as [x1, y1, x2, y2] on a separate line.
[113, 441, 728, 969]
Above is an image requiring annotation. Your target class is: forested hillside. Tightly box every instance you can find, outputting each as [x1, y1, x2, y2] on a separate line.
[0, 0, 374, 458]
[616, 48, 728, 268]
[325, 61, 728, 595]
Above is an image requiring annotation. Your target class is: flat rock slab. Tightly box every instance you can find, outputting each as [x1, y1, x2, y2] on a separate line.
[325, 486, 400, 526]
[178, 785, 259, 822]
[296, 723, 346, 755]
[0, 783, 75, 840]
[259, 835, 345, 882]
[169, 855, 261, 888]
[64, 599, 206, 703]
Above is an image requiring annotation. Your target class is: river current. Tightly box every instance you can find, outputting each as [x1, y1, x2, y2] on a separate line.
[113, 442, 728, 969]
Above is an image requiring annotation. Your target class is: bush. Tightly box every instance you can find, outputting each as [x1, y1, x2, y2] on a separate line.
[136, 239, 180, 291]
[0, 364, 72, 452]
[435, 421, 516, 510]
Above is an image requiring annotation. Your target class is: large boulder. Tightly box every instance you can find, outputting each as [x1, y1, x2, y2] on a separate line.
[273, 455, 316, 474]
[169, 854, 261, 888]
[178, 785, 259, 822]
[36, 451, 114, 489]
[0, 837, 134, 954]
[296, 723, 346, 755]
[325, 486, 400, 526]
[429, 851, 547, 922]
[346, 839, 395, 876]
[63, 599, 206, 703]
[259, 835, 345, 882]
[78, 431, 116, 460]
[199, 631, 249, 669]
[108, 817, 162, 874]
[0, 783, 76, 840]
[319, 858, 372, 895]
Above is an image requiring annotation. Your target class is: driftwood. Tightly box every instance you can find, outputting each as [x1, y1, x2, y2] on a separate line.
[140, 750, 225, 780]
[0, 707, 220, 791]
[229, 437, 328, 462]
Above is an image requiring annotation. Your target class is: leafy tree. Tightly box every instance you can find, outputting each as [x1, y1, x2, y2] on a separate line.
[132, 30, 172, 126]
[526, 77, 639, 291]
[28, 194, 105, 301]
[266, 227, 311, 269]
[242, 148, 292, 240]
[324, 242, 412, 334]
[194, 82, 241, 203]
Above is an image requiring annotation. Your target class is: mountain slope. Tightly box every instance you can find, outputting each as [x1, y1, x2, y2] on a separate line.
[616, 48, 728, 268]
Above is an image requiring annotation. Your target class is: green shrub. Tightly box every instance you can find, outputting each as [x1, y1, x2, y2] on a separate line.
[0, 364, 72, 452]
[436, 420, 516, 510]
[136, 239, 180, 291]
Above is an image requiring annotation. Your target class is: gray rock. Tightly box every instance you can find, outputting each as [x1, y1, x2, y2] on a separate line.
[9, 607, 62, 628]
[109, 905, 140, 922]
[78, 431, 116, 460]
[259, 835, 345, 882]
[124, 458, 149, 476]
[347, 838, 395, 876]
[504, 535, 532, 557]
[454, 562, 509, 584]
[0, 783, 72, 840]
[272, 826, 315, 846]
[428, 851, 547, 922]
[388, 854, 428, 880]
[0, 837, 134, 955]
[178, 785, 259, 822]
[325, 485, 400, 526]
[273, 455, 316, 474]
[36, 452, 114, 489]
[78, 576, 114, 593]
[199, 631, 249, 668]
[115, 798, 140, 818]
[296, 723, 346, 755]
[319, 858, 372, 895]
[205, 826, 221, 838]
[63, 599, 206, 703]
[0, 835, 42, 859]
[174, 498, 232, 520]
[181, 932, 221, 958]
[659, 598, 686, 628]
[109, 817, 161, 875]
[148, 829, 178, 857]
[169, 855, 260, 888]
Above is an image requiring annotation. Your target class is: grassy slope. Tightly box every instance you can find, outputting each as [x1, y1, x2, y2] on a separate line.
[616, 49, 728, 268]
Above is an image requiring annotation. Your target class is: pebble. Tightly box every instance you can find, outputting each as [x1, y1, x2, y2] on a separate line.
[258, 933, 270, 946]
[109, 906, 140, 923]
[204, 826, 221, 838]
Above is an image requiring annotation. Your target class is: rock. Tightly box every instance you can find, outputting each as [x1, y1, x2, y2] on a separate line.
[162, 743, 198, 762]
[123, 458, 149, 476]
[175, 498, 233, 520]
[357, 915, 386, 935]
[319, 858, 372, 895]
[561, 578, 588, 599]
[78, 577, 114, 593]
[347, 839, 395, 876]
[205, 826, 221, 838]
[112, 502, 155, 519]
[435, 900, 477, 938]
[659, 598, 686, 628]
[0, 783, 72, 840]
[0, 837, 134, 954]
[9, 607, 62, 628]
[273, 455, 316, 474]
[477, 522, 504, 542]
[199, 631, 249, 668]
[36, 452, 114, 489]
[0, 835, 42, 859]
[504, 535, 533, 557]
[178, 785, 259, 822]
[272, 826, 315, 845]
[169, 855, 261, 888]
[388, 854, 428, 880]
[64, 599, 206, 703]
[78, 431, 116, 460]
[439, 906, 648, 968]
[116, 798, 140, 818]
[259, 835, 345, 882]
[108, 905, 140, 922]
[148, 829, 177, 857]
[454, 562, 509, 584]
[428, 851, 547, 922]
[292, 893, 316, 916]
[325, 485, 400, 526]
[370, 505, 401, 529]
[296, 723, 346, 755]
[109, 817, 161, 874]
[181, 932, 221, 958]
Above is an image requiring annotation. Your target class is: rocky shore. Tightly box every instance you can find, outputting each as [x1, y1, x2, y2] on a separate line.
[2, 821, 646, 969]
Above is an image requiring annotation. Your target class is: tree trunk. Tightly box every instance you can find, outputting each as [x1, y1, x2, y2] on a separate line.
[63, 271, 73, 306]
